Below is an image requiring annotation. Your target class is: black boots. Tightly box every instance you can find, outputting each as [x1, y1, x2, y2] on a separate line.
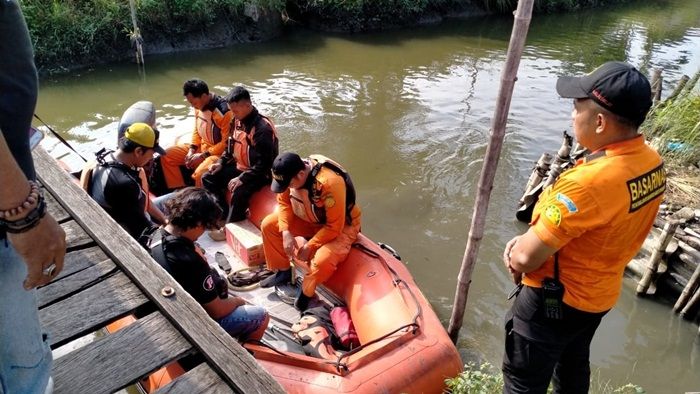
[294, 290, 312, 312]
[259, 269, 291, 288]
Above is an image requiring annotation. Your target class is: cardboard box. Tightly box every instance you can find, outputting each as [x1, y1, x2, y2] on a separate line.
[225, 220, 265, 266]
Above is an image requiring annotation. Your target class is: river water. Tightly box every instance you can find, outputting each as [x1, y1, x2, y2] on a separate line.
[37, 0, 700, 391]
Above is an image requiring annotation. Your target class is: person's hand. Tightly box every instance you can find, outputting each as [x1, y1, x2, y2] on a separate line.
[186, 153, 206, 169]
[282, 230, 296, 259]
[208, 162, 222, 175]
[296, 243, 311, 262]
[9, 213, 66, 290]
[184, 150, 196, 168]
[504, 236, 522, 285]
[227, 177, 242, 192]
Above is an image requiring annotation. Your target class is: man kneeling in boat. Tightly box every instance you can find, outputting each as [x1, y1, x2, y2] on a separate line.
[81, 123, 167, 243]
[149, 187, 269, 341]
[260, 152, 362, 311]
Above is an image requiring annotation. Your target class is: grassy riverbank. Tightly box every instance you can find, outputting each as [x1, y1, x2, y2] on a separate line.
[642, 72, 700, 207]
[22, 0, 630, 74]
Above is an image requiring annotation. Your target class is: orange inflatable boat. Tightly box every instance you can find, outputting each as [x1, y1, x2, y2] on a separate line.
[108, 187, 462, 392]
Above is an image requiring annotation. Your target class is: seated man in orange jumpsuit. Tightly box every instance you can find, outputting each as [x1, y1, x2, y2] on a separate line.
[160, 79, 232, 189]
[260, 152, 361, 311]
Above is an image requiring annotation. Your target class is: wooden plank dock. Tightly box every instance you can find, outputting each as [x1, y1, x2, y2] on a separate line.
[33, 147, 285, 394]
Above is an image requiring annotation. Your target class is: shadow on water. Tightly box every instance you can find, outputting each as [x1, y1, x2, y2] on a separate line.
[35, 0, 700, 390]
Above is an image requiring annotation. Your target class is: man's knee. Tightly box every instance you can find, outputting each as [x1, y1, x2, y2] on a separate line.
[261, 213, 279, 234]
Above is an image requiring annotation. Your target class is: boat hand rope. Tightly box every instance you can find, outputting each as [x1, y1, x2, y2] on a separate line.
[243, 241, 422, 375]
[329, 242, 422, 368]
[33, 114, 87, 162]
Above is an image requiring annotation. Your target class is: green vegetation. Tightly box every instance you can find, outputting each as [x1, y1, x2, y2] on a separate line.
[22, 0, 636, 74]
[445, 362, 646, 394]
[643, 72, 700, 167]
[20, 0, 284, 73]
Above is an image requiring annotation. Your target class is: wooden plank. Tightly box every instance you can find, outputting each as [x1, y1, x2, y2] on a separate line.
[57, 246, 110, 280]
[39, 271, 148, 347]
[34, 147, 283, 393]
[44, 188, 71, 222]
[155, 364, 233, 394]
[63, 220, 94, 249]
[37, 258, 117, 307]
[54, 312, 193, 394]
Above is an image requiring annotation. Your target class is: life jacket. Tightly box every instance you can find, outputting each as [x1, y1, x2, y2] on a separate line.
[230, 114, 278, 171]
[289, 155, 357, 226]
[82, 148, 150, 212]
[194, 96, 229, 147]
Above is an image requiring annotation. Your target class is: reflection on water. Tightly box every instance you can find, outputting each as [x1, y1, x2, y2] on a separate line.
[37, 0, 700, 390]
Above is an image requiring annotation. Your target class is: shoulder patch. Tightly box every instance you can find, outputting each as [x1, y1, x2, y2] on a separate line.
[543, 204, 562, 226]
[324, 195, 335, 208]
[203, 275, 215, 291]
[556, 193, 578, 213]
[627, 163, 665, 212]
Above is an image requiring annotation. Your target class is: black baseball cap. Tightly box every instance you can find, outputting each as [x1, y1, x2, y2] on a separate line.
[271, 152, 305, 193]
[556, 61, 652, 126]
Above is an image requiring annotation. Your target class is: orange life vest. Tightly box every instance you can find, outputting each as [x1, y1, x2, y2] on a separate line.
[194, 103, 228, 147]
[289, 155, 357, 225]
[231, 115, 278, 171]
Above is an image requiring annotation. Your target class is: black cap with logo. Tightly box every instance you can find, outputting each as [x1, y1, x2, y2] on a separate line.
[271, 152, 305, 193]
[556, 61, 652, 126]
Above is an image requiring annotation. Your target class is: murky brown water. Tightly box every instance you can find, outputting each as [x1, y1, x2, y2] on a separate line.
[37, 0, 700, 391]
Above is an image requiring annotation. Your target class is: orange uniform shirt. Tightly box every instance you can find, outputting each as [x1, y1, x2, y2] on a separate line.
[523, 136, 665, 313]
[277, 166, 361, 254]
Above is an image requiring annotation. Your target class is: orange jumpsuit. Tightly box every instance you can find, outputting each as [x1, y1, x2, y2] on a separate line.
[161, 95, 232, 188]
[262, 161, 361, 297]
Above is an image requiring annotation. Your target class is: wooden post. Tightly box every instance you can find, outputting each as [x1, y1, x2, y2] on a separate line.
[128, 0, 144, 65]
[680, 285, 700, 318]
[636, 221, 678, 295]
[447, 0, 535, 343]
[665, 75, 690, 103]
[674, 257, 700, 312]
[650, 68, 662, 105]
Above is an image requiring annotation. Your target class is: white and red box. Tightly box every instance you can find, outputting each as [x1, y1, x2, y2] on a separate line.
[225, 220, 265, 266]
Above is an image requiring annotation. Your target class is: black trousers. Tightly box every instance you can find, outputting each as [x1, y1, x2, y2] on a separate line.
[201, 164, 268, 223]
[502, 285, 608, 394]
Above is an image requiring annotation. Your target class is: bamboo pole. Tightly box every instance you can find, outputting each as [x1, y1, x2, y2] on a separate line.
[665, 75, 690, 103]
[636, 221, 679, 295]
[674, 258, 700, 312]
[680, 285, 700, 318]
[128, 0, 144, 65]
[447, 0, 535, 343]
[651, 68, 662, 105]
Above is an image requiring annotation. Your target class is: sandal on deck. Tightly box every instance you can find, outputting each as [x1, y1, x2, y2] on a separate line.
[227, 267, 274, 291]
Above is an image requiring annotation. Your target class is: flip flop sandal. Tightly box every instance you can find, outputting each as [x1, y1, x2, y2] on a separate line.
[228, 267, 274, 291]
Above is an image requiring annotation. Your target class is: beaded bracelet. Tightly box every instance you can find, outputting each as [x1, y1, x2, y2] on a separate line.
[0, 194, 47, 233]
[0, 181, 41, 220]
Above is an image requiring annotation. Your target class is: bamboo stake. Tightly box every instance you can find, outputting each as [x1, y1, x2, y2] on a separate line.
[680, 284, 700, 318]
[636, 221, 678, 295]
[665, 75, 690, 103]
[128, 0, 144, 65]
[674, 258, 700, 312]
[651, 68, 662, 105]
[447, 0, 535, 343]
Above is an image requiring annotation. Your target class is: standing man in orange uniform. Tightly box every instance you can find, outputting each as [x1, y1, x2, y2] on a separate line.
[502, 62, 665, 393]
[260, 153, 361, 311]
[161, 79, 232, 189]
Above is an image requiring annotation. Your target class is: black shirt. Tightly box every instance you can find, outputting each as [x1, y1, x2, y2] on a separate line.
[220, 107, 279, 184]
[149, 228, 225, 305]
[88, 155, 153, 240]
